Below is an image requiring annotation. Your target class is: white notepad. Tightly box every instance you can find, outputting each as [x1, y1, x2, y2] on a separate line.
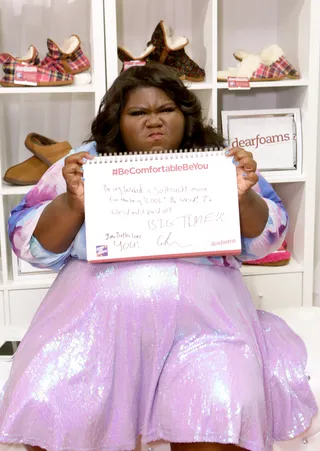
[83, 149, 241, 262]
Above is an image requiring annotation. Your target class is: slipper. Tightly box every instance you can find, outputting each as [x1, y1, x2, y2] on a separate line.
[3, 156, 49, 186]
[118, 44, 155, 62]
[42, 34, 91, 76]
[243, 241, 291, 266]
[218, 54, 288, 82]
[25, 133, 72, 166]
[118, 44, 186, 80]
[232, 45, 300, 80]
[0, 46, 73, 87]
[147, 20, 205, 82]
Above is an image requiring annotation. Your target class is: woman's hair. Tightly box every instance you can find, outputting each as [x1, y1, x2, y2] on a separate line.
[86, 63, 225, 153]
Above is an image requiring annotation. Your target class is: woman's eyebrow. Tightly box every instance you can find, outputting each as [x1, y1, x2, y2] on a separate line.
[126, 105, 149, 111]
[157, 101, 176, 108]
[126, 101, 176, 113]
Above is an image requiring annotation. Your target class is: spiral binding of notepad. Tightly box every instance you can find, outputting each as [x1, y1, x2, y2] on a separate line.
[87, 147, 226, 164]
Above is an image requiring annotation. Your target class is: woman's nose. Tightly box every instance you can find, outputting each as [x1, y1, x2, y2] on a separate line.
[146, 113, 162, 127]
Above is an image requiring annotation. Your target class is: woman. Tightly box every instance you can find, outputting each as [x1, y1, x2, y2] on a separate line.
[0, 64, 317, 451]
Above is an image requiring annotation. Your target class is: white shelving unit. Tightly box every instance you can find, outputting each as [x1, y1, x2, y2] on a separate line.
[103, 0, 320, 314]
[0, 0, 319, 333]
[0, 0, 107, 329]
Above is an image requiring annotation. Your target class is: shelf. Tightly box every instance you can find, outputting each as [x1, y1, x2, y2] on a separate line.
[263, 174, 306, 184]
[184, 81, 213, 90]
[217, 78, 309, 90]
[0, 84, 96, 95]
[241, 256, 303, 276]
[1, 184, 34, 196]
[2, 278, 56, 290]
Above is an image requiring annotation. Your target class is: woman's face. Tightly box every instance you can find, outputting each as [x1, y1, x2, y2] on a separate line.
[120, 87, 185, 153]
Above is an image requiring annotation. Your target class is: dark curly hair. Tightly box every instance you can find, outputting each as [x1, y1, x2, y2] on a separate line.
[86, 63, 224, 153]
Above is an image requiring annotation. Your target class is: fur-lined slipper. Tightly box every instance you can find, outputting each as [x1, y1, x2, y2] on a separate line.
[118, 44, 156, 63]
[43, 35, 91, 76]
[0, 46, 73, 87]
[118, 44, 186, 80]
[147, 20, 205, 82]
[217, 53, 290, 82]
[25, 133, 72, 166]
[232, 45, 300, 80]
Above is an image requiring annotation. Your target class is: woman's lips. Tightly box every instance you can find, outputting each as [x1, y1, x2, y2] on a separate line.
[148, 133, 164, 141]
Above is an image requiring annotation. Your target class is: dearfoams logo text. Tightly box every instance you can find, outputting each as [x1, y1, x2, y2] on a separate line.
[231, 132, 297, 149]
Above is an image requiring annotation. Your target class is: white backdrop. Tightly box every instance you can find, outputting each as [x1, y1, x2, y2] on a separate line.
[313, 65, 320, 305]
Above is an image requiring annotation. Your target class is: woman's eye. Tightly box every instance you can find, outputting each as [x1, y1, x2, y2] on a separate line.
[161, 107, 175, 113]
[130, 111, 146, 116]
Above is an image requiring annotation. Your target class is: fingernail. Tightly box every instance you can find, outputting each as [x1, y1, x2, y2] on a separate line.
[242, 172, 247, 177]
[81, 177, 85, 181]
[232, 157, 239, 166]
[80, 167, 84, 172]
[82, 157, 87, 163]
[225, 150, 230, 155]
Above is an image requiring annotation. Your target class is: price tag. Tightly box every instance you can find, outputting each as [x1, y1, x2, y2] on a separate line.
[123, 60, 146, 71]
[227, 77, 250, 90]
[14, 65, 38, 86]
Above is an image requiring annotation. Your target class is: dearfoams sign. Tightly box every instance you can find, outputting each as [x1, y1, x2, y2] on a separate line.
[222, 109, 301, 172]
[231, 131, 296, 150]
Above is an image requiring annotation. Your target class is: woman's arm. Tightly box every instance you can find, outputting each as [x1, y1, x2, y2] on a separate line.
[33, 150, 94, 253]
[238, 189, 269, 238]
[9, 143, 96, 270]
[8, 158, 72, 271]
[225, 147, 288, 261]
[33, 193, 84, 254]
[238, 174, 289, 261]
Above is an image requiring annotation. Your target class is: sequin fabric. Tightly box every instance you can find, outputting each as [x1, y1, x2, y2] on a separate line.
[0, 260, 317, 450]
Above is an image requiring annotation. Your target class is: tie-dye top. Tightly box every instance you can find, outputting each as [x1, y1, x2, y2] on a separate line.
[8, 141, 288, 272]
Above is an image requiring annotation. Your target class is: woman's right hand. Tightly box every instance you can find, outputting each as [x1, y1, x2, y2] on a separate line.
[62, 151, 94, 215]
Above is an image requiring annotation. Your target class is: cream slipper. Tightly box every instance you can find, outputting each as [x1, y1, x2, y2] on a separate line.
[218, 50, 293, 82]
[117, 44, 156, 62]
[232, 45, 300, 79]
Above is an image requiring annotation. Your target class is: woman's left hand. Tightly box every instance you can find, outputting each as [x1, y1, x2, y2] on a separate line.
[226, 147, 259, 198]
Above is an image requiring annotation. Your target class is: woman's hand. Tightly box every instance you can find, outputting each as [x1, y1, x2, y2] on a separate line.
[226, 147, 259, 198]
[62, 151, 94, 214]
[226, 147, 268, 237]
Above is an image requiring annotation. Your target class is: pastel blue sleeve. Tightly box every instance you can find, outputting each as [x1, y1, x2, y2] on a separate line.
[238, 174, 289, 261]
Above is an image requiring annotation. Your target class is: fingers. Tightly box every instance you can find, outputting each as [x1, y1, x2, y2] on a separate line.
[63, 151, 93, 193]
[62, 163, 83, 178]
[226, 147, 257, 172]
[64, 151, 94, 167]
[63, 151, 93, 178]
[236, 156, 257, 172]
[241, 170, 259, 185]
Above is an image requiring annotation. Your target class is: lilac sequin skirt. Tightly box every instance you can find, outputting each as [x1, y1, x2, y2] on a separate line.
[0, 259, 317, 451]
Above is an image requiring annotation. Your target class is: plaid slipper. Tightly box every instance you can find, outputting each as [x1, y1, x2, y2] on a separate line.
[217, 53, 289, 82]
[232, 45, 300, 80]
[0, 45, 73, 87]
[42, 34, 90, 75]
